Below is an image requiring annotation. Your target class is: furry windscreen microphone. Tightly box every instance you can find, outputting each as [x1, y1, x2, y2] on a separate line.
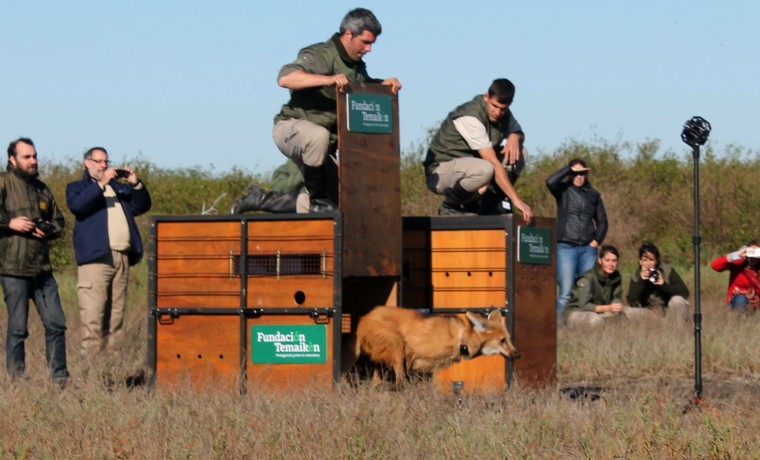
[681, 116, 711, 148]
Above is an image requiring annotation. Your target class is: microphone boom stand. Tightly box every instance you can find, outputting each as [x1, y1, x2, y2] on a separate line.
[681, 116, 711, 407]
[691, 143, 703, 403]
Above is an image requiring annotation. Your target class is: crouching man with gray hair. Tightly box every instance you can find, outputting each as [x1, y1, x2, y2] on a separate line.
[272, 7, 401, 213]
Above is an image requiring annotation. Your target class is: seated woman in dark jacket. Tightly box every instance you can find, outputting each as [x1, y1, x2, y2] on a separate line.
[627, 242, 690, 322]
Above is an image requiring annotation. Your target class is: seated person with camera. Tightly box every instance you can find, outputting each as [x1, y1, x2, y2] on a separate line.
[711, 240, 760, 311]
[626, 242, 690, 322]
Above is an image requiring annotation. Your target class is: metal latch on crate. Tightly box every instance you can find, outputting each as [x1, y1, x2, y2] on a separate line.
[154, 308, 180, 325]
[309, 308, 334, 324]
[244, 307, 335, 324]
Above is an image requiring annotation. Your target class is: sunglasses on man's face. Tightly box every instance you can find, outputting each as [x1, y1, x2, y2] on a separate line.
[572, 170, 588, 177]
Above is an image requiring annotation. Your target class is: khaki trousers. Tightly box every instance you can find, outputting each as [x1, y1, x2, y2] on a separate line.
[272, 118, 331, 168]
[566, 306, 653, 329]
[77, 250, 129, 352]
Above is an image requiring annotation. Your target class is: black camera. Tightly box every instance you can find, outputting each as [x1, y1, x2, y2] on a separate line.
[32, 217, 56, 235]
[115, 169, 130, 178]
[648, 268, 659, 283]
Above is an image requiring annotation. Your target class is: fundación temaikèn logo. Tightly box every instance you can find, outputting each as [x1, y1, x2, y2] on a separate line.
[251, 325, 327, 364]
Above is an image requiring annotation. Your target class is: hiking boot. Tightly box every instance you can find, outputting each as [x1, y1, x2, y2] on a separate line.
[438, 181, 478, 216]
[309, 197, 337, 213]
[478, 188, 511, 215]
[231, 185, 267, 214]
[303, 164, 338, 213]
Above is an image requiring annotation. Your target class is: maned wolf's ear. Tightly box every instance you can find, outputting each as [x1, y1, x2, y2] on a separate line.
[487, 310, 503, 322]
[465, 311, 488, 332]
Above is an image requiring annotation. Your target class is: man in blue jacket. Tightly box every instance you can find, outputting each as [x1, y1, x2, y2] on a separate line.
[66, 147, 151, 356]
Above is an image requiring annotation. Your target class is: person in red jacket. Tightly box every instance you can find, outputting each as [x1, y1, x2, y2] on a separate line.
[711, 240, 760, 310]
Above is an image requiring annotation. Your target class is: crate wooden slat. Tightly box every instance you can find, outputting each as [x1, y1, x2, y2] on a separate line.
[154, 314, 241, 390]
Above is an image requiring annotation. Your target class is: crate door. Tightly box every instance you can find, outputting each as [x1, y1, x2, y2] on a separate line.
[155, 315, 241, 390]
[430, 229, 507, 310]
[155, 221, 242, 308]
[246, 219, 336, 309]
[432, 313, 507, 394]
[247, 314, 336, 392]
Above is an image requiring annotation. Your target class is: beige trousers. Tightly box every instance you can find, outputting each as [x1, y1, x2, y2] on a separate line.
[77, 250, 130, 352]
[566, 298, 690, 329]
[272, 119, 339, 213]
[566, 306, 653, 329]
[272, 118, 331, 168]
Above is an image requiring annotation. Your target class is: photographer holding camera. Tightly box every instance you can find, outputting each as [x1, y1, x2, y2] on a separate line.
[626, 242, 690, 322]
[0, 138, 69, 385]
[66, 147, 151, 360]
[711, 240, 760, 311]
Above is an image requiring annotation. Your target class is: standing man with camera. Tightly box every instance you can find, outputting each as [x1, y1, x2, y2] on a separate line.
[627, 242, 690, 322]
[0, 137, 70, 385]
[66, 147, 151, 358]
[272, 7, 402, 213]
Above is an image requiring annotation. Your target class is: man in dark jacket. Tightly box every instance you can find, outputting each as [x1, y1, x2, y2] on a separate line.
[0, 137, 69, 384]
[66, 147, 151, 355]
[272, 7, 401, 213]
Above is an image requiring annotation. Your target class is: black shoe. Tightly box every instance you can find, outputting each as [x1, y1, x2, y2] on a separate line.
[231, 185, 267, 214]
[477, 186, 511, 215]
[438, 181, 478, 216]
[478, 196, 511, 215]
[52, 371, 70, 390]
[309, 197, 337, 213]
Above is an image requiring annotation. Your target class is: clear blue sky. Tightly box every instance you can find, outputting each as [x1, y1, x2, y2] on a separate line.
[2, 1, 757, 175]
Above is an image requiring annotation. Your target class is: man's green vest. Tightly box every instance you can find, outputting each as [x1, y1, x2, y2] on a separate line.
[424, 95, 520, 176]
[274, 34, 375, 144]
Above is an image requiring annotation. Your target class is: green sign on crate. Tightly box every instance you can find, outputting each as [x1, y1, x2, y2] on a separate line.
[517, 226, 552, 265]
[251, 324, 327, 364]
[346, 92, 393, 134]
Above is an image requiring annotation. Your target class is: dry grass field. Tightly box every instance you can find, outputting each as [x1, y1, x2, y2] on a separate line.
[1, 266, 759, 459]
[3, 142, 760, 457]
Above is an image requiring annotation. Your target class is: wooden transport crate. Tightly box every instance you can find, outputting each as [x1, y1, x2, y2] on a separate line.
[402, 215, 557, 392]
[147, 214, 342, 391]
[152, 310, 339, 392]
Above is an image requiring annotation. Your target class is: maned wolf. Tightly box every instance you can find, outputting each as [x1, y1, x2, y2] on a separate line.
[352, 306, 520, 385]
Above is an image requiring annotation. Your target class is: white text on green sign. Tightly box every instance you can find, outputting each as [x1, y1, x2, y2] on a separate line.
[517, 226, 552, 265]
[346, 93, 393, 134]
[251, 325, 327, 364]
